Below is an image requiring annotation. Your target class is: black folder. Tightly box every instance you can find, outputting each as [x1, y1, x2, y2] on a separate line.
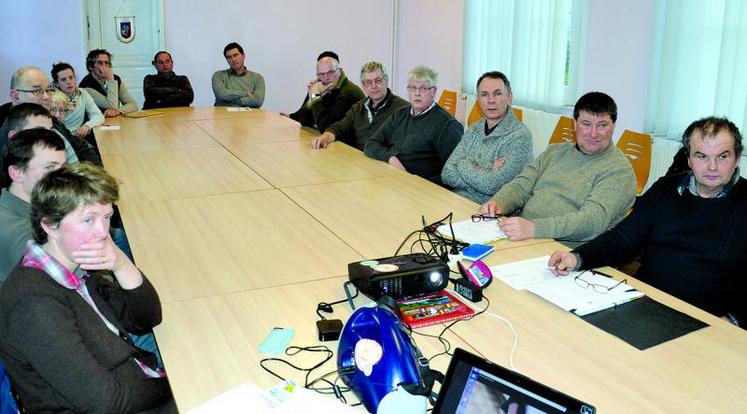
[581, 296, 709, 350]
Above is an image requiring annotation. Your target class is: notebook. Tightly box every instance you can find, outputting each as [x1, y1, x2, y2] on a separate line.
[432, 348, 596, 414]
[491, 255, 644, 316]
[461, 244, 494, 261]
[436, 219, 507, 245]
[526, 270, 644, 316]
[396, 290, 475, 329]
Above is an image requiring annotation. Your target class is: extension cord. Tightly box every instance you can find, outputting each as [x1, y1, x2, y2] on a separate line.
[447, 252, 463, 272]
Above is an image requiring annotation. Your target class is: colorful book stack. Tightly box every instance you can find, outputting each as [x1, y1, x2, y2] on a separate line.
[396, 290, 475, 329]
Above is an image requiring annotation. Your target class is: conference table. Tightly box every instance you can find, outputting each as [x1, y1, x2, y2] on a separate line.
[95, 107, 747, 413]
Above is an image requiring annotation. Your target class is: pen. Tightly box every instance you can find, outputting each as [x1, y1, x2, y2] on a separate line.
[591, 269, 615, 278]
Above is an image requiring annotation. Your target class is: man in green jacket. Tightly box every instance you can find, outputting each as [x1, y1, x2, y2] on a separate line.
[310, 61, 409, 150]
[289, 52, 364, 133]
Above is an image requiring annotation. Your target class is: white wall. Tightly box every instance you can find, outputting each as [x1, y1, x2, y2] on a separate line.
[394, 0, 464, 98]
[164, 0, 396, 111]
[0, 0, 87, 100]
[1, 0, 652, 137]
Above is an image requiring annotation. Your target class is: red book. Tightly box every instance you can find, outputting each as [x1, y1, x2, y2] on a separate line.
[397, 290, 475, 329]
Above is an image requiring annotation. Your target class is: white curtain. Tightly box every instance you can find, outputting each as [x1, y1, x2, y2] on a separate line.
[462, 0, 580, 110]
[645, 0, 747, 139]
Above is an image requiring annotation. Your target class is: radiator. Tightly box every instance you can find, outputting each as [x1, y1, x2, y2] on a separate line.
[514, 105, 561, 158]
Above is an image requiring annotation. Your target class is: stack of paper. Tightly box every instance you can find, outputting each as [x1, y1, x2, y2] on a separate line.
[436, 219, 506, 245]
[490, 255, 644, 316]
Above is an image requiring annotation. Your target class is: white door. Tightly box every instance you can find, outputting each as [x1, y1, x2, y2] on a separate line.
[84, 0, 165, 109]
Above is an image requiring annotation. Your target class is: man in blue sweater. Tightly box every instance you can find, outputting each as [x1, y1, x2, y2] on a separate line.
[549, 116, 746, 327]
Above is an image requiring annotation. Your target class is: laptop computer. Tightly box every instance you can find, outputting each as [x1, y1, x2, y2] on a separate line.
[432, 348, 596, 414]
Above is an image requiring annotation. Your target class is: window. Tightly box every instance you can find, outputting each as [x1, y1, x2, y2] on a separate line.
[645, 0, 747, 140]
[462, 0, 587, 111]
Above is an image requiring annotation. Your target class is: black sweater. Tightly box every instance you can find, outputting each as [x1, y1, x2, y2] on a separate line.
[574, 174, 747, 322]
[0, 266, 174, 413]
[364, 105, 463, 185]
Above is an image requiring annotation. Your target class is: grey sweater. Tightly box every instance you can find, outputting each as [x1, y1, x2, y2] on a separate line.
[492, 142, 636, 243]
[441, 108, 533, 203]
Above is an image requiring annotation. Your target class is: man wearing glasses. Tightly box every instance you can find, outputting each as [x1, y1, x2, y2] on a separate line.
[310, 61, 409, 150]
[1, 66, 53, 127]
[480, 92, 636, 246]
[212, 42, 265, 108]
[79, 49, 138, 117]
[288, 52, 364, 133]
[549, 116, 746, 328]
[0, 68, 100, 175]
[364, 65, 463, 186]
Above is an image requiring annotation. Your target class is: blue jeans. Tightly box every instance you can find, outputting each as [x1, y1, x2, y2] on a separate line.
[110, 226, 134, 262]
[129, 332, 164, 369]
[0, 363, 18, 414]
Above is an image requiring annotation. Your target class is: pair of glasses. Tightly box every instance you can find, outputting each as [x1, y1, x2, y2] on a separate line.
[574, 271, 627, 294]
[406, 85, 434, 94]
[471, 214, 498, 222]
[316, 68, 339, 78]
[16, 87, 54, 97]
[95, 60, 112, 67]
[362, 77, 385, 87]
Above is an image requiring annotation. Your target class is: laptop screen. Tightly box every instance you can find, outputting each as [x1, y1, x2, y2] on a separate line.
[432, 348, 596, 414]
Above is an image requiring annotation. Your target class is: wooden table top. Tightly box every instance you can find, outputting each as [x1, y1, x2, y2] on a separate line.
[94, 108, 747, 413]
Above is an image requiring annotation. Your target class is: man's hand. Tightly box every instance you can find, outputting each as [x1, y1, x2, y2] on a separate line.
[74, 125, 90, 138]
[96, 64, 114, 81]
[479, 200, 503, 216]
[308, 81, 324, 96]
[491, 158, 505, 172]
[319, 81, 336, 96]
[547, 251, 577, 276]
[311, 132, 335, 149]
[388, 156, 406, 171]
[498, 217, 536, 241]
[104, 108, 121, 118]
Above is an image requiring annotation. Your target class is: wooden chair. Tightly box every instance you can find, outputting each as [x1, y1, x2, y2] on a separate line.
[467, 103, 524, 127]
[438, 89, 458, 116]
[617, 130, 652, 194]
[548, 115, 575, 144]
[467, 100, 482, 126]
[513, 107, 523, 123]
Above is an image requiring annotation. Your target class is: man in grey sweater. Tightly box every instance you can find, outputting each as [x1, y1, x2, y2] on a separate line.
[212, 42, 265, 108]
[442, 71, 533, 203]
[480, 92, 636, 246]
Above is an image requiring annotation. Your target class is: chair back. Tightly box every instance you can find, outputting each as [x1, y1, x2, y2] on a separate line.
[513, 107, 523, 123]
[617, 130, 653, 194]
[438, 90, 458, 116]
[467, 104, 524, 127]
[548, 115, 576, 144]
[467, 100, 482, 126]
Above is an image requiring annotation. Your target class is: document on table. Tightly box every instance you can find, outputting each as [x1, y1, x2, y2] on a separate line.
[97, 125, 120, 131]
[489, 255, 557, 290]
[188, 380, 358, 413]
[227, 107, 252, 112]
[490, 255, 644, 316]
[436, 219, 507, 245]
